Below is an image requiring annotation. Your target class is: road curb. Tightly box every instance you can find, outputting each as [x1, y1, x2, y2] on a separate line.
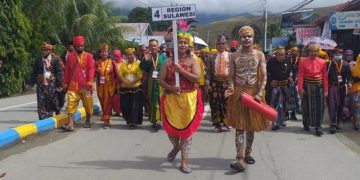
[0, 104, 101, 149]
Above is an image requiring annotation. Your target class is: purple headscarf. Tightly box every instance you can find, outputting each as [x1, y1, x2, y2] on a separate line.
[344, 49, 354, 56]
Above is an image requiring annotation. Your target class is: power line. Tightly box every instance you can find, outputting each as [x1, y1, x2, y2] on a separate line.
[284, 0, 314, 12]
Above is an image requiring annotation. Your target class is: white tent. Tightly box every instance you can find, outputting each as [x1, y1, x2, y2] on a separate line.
[194, 36, 208, 47]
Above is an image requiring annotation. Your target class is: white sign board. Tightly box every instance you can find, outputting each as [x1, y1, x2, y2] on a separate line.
[152, 4, 196, 21]
[329, 11, 360, 30]
[321, 20, 331, 39]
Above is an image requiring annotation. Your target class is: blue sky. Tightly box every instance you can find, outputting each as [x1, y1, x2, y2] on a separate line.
[106, 0, 348, 14]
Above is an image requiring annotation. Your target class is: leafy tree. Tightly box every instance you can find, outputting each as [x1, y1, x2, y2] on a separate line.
[22, 0, 129, 53]
[0, 0, 32, 96]
[22, 0, 65, 58]
[128, 7, 150, 23]
[267, 20, 282, 39]
[0, 0, 132, 97]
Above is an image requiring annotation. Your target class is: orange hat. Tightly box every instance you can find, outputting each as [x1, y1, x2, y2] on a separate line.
[41, 42, 54, 50]
[73, 36, 85, 46]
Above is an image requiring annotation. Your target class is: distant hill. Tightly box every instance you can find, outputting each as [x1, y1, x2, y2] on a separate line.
[196, 12, 254, 25]
[194, 6, 334, 48]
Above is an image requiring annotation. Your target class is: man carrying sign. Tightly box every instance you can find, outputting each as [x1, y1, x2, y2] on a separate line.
[140, 39, 167, 131]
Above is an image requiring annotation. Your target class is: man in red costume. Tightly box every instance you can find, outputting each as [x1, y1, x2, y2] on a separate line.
[62, 36, 95, 131]
[297, 44, 328, 136]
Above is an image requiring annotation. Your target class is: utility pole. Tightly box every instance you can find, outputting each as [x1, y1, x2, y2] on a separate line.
[264, 0, 268, 51]
[206, 30, 210, 45]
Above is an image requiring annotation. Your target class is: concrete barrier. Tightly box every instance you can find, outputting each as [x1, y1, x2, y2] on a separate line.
[0, 104, 101, 149]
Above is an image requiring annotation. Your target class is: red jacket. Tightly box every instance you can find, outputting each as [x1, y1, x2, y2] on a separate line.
[297, 57, 328, 93]
[64, 52, 95, 91]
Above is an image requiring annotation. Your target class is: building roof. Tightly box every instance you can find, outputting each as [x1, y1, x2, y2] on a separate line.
[312, 0, 360, 26]
[152, 31, 168, 36]
[116, 23, 150, 37]
[124, 36, 165, 46]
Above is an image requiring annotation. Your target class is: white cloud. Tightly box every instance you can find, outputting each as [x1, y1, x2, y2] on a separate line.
[105, 0, 348, 14]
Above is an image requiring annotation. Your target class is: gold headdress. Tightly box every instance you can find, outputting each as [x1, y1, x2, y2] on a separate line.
[238, 26, 255, 37]
[125, 48, 136, 54]
[177, 19, 193, 46]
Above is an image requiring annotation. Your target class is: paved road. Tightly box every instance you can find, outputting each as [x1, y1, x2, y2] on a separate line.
[0, 95, 360, 180]
[0, 93, 97, 131]
[0, 94, 38, 130]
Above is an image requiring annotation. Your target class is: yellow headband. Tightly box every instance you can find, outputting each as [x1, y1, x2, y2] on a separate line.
[99, 43, 109, 52]
[239, 26, 255, 37]
[319, 50, 329, 60]
[125, 48, 135, 54]
[41, 42, 54, 50]
[275, 48, 285, 54]
[188, 35, 194, 47]
[290, 47, 298, 52]
[308, 44, 320, 51]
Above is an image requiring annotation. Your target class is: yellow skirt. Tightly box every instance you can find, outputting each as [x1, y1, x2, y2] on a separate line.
[161, 89, 204, 139]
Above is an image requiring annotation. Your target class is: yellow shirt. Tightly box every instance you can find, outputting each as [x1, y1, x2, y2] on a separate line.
[350, 54, 360, 93]
[193, 54, 205, 85]
[118, 60, 143, 88]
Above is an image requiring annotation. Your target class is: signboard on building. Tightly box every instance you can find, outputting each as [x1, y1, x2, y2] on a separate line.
[271, 36, 290, 48]
[152, 4, 196, 21]
[354, 28, 360, 35]
[329, 11, 360, 30]
[296, 28, 321, 44]
[280, 9, 314, 29]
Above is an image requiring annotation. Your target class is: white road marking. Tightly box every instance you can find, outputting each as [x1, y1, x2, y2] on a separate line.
[0, 101, 37, 111]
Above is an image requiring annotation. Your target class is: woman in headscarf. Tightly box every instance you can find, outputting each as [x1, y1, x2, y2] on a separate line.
[118, 48, 144, 128]
[112, 49, 123, 116]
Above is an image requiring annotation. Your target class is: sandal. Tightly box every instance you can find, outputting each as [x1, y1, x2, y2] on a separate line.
[244, 156, 256, 164]
[61, 125, 74, 132]
[214, 126, 221, 133]
[128, 124, 136, 129]
[103, 123, 110, 129]
[83, 121, 91, 128]
[167, 148, 179, 162]
[230, 162, 245, 172]
[0, 172, 6, 178]
[179, 165, 192, 174]
[223, 125, 232, 132]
